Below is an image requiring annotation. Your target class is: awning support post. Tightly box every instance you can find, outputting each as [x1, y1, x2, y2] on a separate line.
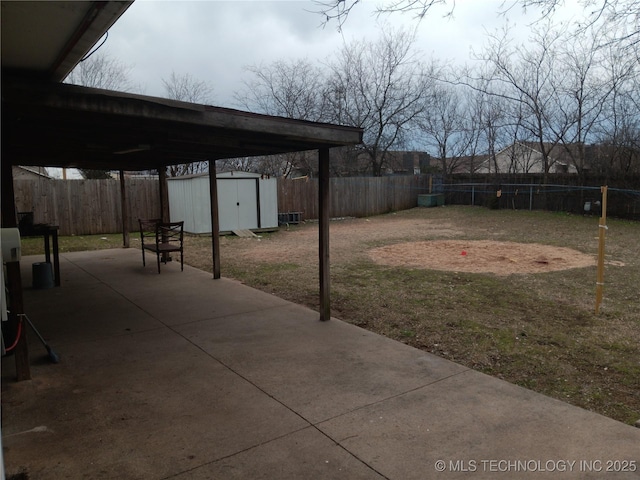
[319, 148, 331, 321]
[208, 160, 221, 279]
[158, 167, 170, 222]
[119, 170, 129, 248]
[158, 166, 171, 262]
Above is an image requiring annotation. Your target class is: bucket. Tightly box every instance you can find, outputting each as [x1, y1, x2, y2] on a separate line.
[32, 262, 54, 289]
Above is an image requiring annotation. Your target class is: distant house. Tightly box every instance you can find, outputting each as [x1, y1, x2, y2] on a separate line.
[487, 142, 577, 174]
[384, 151, 432, 175]
[12, 166, 51, 180]
[452, 142, 580, 175]
[46, 167, 85, 179]
[328, 148, 432, 176]
[448, 155, 492, 174]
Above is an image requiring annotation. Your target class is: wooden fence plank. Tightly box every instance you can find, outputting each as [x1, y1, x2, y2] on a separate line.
[14, 178, 161, 236]
[278, 175, 430, 220]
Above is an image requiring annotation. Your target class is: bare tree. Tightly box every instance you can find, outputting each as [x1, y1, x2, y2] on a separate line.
[325, 27, 430, 176]
[65, 53, 138, 179]
[238, 27, 432, 177]
[217, 153, 306, 178]
[234, 59, 331, 177]
[162, 72, 214, 177]
[460, 19, 639, 178]
[162, 72, 214, 104]
[236, 59, 328, 121]
[470, 24, 571, 181]
[65, 53, 135, 91]
[517, 0, 640, 51]
[593, 46, 640, 175]
[312, 0, 452, 30]
[553, 27, 617, 174]
[313, 0, 640, 52]
[417, 83, 478, 176]
[473, 82, 515, 175]
[216, 157, 260, 173]
[597, 117, 640, 174]
[502, 101, 534, 173]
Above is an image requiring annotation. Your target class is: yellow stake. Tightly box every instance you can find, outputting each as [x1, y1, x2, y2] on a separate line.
[595, 186, 608, 314]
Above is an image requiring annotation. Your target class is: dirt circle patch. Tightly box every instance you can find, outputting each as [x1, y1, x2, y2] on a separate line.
[369, 240, 595, 276]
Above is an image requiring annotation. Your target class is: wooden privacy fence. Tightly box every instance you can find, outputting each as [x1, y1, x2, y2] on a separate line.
[278, 175, 434, 220]
[14, 178, 160, 236]
[15, 175, 434, 236]
[17, 173, 634, 237]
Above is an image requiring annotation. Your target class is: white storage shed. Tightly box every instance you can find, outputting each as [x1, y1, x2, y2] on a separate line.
[168, 171, 278, 234]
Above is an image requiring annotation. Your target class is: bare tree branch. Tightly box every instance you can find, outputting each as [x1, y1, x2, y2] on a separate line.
[236, 59, 327, 121]
[65, 53, 135, 92]
[313, 0, 639, 52]
[311, 0, 452, 29]
[161, 72, 214, 176]
[162, 72, 214, 104]
[324, 27, 431, 175]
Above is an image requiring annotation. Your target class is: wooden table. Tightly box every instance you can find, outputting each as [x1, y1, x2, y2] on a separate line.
[24, 224, 61, 286]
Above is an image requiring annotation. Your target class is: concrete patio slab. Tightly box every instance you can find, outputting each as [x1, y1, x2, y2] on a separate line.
[16, 281, 162, 344]
[169, 427, 386, 480]
[3, 327, 308, 479]
[318, 370, 640, 479]
[2, 248, 639, 479]
[175, 303, 467, 424]
[59, 249, 290, 326]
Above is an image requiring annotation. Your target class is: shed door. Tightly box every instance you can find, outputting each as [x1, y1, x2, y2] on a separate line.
[217, 179, 258, 231]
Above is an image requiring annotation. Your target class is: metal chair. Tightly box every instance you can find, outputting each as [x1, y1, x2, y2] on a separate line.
[139, 218, 160, 268]
[139, 219, 184, 273]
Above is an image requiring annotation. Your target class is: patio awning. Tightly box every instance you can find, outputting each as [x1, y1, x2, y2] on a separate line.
[2, 77, 362, 171]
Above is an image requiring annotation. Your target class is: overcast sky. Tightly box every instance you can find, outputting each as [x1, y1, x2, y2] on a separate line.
[97, 0, 582, 107]
[54, 0, 582, 179]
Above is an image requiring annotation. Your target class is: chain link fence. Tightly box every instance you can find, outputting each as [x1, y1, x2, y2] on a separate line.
[439, 175, 640, 220]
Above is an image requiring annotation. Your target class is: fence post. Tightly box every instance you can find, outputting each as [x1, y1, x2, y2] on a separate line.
[529, 186, 533, 211]
[472, 185, 475, 206]
[595, 186, 608, 314]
